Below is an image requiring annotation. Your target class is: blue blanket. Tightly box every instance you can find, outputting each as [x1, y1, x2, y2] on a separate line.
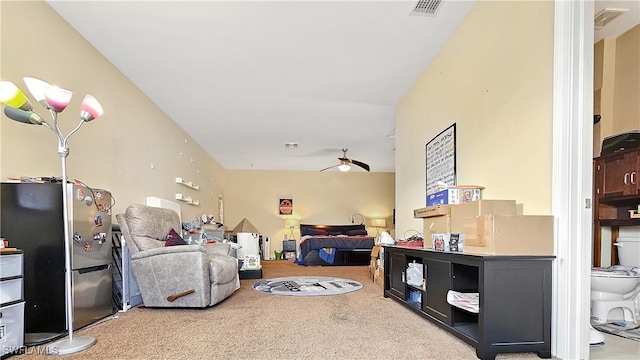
[318, 248, 337, 264]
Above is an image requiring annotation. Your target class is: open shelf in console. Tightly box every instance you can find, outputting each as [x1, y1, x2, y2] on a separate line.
[450, 262, 480, 338]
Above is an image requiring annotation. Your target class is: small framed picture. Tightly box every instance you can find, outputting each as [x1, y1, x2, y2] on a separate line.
[279, 198, 293, 215]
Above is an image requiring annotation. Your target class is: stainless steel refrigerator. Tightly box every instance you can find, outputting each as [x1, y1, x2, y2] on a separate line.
[1, 182, 113, 344]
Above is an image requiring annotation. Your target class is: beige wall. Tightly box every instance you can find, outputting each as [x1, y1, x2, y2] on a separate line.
[0, 1, 226, 222]
[395, 0, 554, 236]
[0, 1, 395, 246]
[612, 24, 640, 135]
[594, 25, 640, 155]
[224, 170, 395, 253]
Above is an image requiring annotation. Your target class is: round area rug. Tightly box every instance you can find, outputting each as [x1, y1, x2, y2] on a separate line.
[252, 276, 363, 296]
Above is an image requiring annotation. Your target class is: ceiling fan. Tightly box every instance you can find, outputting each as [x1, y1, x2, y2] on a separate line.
[320, 148, 370, 172]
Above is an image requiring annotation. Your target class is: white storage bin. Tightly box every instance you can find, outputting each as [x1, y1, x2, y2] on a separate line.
[0, 301, 25, 356]
[0, 254, 23, 278]
[0, 278, 23, 304]
[406, 261, 424, 288]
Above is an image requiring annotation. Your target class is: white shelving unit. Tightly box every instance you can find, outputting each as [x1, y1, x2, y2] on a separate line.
[175, 177, 200, 190]
[175, 177, 199, 205]
[175, 193, 200, 206]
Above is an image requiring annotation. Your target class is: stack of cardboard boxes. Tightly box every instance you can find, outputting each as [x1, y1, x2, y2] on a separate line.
[415, 200, 554, 255]
[369, 245, 384, 287]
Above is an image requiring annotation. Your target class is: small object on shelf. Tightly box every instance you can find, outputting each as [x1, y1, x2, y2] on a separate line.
[446, 290, 479, 313]
[629, 210, 640, 219]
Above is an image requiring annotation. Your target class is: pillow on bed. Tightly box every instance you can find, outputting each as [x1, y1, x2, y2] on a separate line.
[165, 228, 188, 246]
[301, 228, 328, 236]
[345, 229, 368, 236]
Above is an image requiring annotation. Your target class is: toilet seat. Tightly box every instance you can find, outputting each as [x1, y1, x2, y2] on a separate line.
[591, 267, 640, 278]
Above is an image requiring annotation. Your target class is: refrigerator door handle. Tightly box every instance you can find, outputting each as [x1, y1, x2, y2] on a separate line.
[77, 264, 110, 274]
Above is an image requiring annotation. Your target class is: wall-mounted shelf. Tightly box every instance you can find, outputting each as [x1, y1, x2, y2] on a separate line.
[175, 193, 200, 206]
[175, 177, 200, 190]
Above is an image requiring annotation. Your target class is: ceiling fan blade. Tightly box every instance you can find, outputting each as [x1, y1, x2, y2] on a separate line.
[319, 164, 339, 172]
[350, 159, 370, 172]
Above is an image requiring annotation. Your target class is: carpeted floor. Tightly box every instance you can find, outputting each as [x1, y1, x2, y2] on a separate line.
[12, 261, 544, 360]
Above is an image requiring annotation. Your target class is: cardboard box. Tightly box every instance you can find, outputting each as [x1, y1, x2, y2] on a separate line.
[374, 266, 384, 287]
[426, 188, 482, 206]
[432, 233, 464, 252]
[414, 204, 451, 218]
[463, 214, 554, 255]
[450, 200, 518, 234]
[369, 245, 381, 281]
[423, 215, 450, 248]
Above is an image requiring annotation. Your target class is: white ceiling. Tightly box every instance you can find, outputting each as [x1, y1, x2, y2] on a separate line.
[46, 0, 639, 173]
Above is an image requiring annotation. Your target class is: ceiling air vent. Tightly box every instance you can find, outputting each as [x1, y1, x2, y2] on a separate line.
[594, 8, 628, 30]
[410, 0, 443, 17]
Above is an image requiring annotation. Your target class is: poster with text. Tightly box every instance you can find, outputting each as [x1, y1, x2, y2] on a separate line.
[426, 123, 456, 196]
[279, 198, 293, 215]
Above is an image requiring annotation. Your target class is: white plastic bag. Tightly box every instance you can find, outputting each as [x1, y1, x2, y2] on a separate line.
[379, 231, 395, 245]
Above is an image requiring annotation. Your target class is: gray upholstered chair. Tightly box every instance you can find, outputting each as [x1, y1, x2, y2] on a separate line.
[116, 204, 239, 307]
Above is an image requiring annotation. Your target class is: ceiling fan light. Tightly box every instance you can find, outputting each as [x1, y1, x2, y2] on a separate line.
[338, 163, 351, 172]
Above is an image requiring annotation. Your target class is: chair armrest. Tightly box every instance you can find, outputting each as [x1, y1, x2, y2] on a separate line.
[131, 244, 206, 260]
[203, 243, 232, 256]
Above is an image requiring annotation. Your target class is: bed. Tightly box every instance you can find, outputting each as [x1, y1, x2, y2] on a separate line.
[296, 224, 376, 266]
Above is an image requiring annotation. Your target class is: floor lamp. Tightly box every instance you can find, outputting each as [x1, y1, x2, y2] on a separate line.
[0, 78, 104, 355]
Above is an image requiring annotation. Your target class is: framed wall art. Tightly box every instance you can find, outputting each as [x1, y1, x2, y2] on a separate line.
[279, 198, 293, 215]
[426, 123, 456, 195]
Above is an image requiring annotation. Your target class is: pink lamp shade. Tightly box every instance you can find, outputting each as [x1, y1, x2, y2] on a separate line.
[23, 77, 52, 109]
[80, 94, 103, 122]
[44, 86, 73, 112]
[0, 81, 33, 111]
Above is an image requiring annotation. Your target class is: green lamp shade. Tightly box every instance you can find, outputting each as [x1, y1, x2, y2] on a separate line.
[0, 81, 32, 111]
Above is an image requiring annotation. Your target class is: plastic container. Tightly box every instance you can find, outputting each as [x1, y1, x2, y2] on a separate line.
[0, 278, 23, 305]
[406, 261, 424, 287]
[0, 254, 23, 279]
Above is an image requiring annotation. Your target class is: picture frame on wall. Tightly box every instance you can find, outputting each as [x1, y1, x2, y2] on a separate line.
[426, 123, 457, 195]
[279, 198, 293, 215]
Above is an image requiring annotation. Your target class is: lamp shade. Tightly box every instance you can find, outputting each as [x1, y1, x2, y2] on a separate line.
[3, 106, 44, 125]
[0, 81, 33, 111]
[23, 77, 52, 108]
[80, 94, 104, 122]
[284, 218, 300, 228]
[371, 218, 386, 228]
[44, 86, 73, 112]
[338, 162, 351, 172]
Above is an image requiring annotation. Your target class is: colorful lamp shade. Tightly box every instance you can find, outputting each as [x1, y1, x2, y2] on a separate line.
[3, 106, 44, 125]
[23, 77, 52, 109]
[44, 86, 73, 112]
[80, 94, 104, 122]
[0, 81, 33, 111]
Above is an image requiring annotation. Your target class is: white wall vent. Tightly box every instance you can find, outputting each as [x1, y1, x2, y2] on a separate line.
[410, 0, 443, 17]
[594, 8, 628, 30]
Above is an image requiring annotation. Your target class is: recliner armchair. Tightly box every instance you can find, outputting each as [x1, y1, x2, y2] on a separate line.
[116, 204, 239, 307]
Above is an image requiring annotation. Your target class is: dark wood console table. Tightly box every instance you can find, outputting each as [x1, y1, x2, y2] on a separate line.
[383, 246, 554, 360]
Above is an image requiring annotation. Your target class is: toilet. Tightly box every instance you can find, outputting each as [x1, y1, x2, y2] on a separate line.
[590, 237, 640, 325]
